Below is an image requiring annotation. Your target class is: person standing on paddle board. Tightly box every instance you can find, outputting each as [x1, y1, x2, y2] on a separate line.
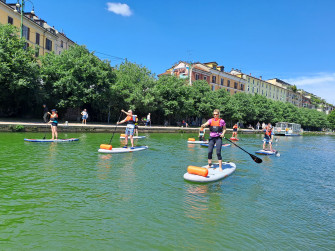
[263, 123, 274, 151]
[117, 109, 137, 149]
[201, 109, 226, 171]
[134, 116, 139, 137]
[198, 127, 206, 141]
[47, 109, 58, 140]
[232, 123, 238, 139]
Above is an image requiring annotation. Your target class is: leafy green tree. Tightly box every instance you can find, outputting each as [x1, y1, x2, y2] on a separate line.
[112, 61, 156, 117]
[153, 75, 193, 124]
[0, 24, 40, 116]
[328, 110, 335, 130]
[40, 45, 115, 120]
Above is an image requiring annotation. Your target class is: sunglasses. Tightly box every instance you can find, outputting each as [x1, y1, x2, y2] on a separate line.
[213, 113, 219, 115]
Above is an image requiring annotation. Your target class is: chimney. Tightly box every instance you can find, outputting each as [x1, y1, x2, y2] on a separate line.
[260, 76, 262, 80]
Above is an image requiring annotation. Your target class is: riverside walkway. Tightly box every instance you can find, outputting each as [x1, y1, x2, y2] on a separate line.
[0, 120, 261, 134]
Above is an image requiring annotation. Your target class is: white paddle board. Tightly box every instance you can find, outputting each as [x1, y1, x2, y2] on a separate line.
[120, 136, 146, 139]
[187, 141, 209, 144]
[255, 149, 277, 155]
[98, 146, 148, 153]
[183, 162, 236, 183]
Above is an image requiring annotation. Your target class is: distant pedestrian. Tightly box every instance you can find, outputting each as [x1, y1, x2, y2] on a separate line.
[81, 109, 88, 125]
[43, 104, 49, 123]
[262, 122, 266, 129]
[256, 121, 260, 130]
[146, 113, 151, 127]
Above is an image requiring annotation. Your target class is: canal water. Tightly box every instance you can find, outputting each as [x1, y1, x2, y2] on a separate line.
[0, 132, 334, 250]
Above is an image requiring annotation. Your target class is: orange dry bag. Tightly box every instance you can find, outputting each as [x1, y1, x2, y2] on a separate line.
[100, 144, 112, 150]
[187, 166, 208, 177]
[188, 138, 195, 141]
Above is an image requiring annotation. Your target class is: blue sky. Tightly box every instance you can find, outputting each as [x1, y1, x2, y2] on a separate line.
[28, 0, 335, 104]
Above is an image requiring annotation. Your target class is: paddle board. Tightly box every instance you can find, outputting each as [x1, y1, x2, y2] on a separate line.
[187, 140, 209, 144]
[120, 136, 146, 139]
[230, 137, 239, 141]
[200, 143, 231, 148]
[24, 138, 79, 142]
[255, 149, 277, 155]
[98, 146, 148, 153]
[184, 162, 236, 183]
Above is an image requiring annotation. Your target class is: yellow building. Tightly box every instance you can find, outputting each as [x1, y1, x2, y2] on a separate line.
[0, 0, 74, 56]
[203, 62, 246, 94]
[230, 70, 287, 102]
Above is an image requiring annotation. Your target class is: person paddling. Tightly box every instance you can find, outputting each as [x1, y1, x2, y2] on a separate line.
[48, 109, 58, 140]
[263, 123, 274, 151]
[117, 109, 137, 149]
[201, 109, 226, 171]
[134, 116, 139, 137]
[198, 127, 206, 141]
[232, 123, 238, 139]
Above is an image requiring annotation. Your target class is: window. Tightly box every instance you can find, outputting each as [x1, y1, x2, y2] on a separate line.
[253, 80, 254, 84]
[240, 84, 244, 90]
[227, 89, 230, 93]
[24, 42, 29, 50]
[227, 80, 230, 87]
[36, 33, 40, 45]
[212, 76, 216, 83]
[252, 87, 254, 93]
[234, 91, 237, 94]
[234, 82, 238, 89]
[35, 48, 39, 57]
[8, 16, 13, 25]
[221, 78, 224, 86]
[262, 90, 263, 95]
[61, 40, 64, 48]
[46, 38, 52, 51]
[195, 74, 200, 80]
[247, 85, 249, 91]
[204, 76, 207, 80]
[22, 25, 30, 40]
[212, 85, 215, 91]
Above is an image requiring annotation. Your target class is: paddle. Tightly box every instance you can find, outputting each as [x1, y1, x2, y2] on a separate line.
[224, 137, 262, 164]
[108, 111, 123, 145]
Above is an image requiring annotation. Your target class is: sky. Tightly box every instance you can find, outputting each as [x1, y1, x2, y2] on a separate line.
[25, 0, 335, 104]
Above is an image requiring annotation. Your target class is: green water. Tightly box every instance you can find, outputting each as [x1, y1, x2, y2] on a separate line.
[0, 132, 334, 250]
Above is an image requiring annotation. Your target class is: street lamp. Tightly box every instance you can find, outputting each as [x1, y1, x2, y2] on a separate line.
[13, 0, 35, 38]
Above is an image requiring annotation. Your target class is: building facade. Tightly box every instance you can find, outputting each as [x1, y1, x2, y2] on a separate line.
[0, 0, 74, 56]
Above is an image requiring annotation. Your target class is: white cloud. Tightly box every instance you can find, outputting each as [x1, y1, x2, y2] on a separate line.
[284, 73, 335, 104]
[106, 2, 132, 16]
[284, 73, 335, 86]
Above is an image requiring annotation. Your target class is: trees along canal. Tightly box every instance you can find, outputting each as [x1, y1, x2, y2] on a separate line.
[40, 45, 116, 121]
[0, 24, 40, 116]
[0, 23, 332, 130]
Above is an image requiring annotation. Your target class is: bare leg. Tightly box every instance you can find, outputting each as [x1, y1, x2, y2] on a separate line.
[125, 135, 128, 146]
[55, 127, 58, 139]
[51, 125, 54, 140]
[218, 159, 222, 171]
[130, 135, 134, 147]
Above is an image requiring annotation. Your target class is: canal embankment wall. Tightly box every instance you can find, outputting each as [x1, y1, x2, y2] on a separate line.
[0, 121, 333, 135]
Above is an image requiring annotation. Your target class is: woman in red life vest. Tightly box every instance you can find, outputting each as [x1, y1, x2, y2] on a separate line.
[117, 109, 137, 149]
[201, 109, 226, 171]
[263, 123, 274, 151]
[232, 123, 238, 139]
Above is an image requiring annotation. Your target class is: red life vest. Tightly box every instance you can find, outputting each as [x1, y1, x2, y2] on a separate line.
[210, 118, 223, 133]
[265, 126, 272, 136]
[126, 115, 136, 125]
[233, 124, 238, 129]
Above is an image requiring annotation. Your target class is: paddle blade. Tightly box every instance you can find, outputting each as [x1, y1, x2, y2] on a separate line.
[250, 154, 263, 163]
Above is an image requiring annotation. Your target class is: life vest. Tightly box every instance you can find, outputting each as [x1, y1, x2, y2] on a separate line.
[265, 127, 272, 136]
[135, 117, 139, 126]
[50, 114, 58, 123]
[199, 128, 205, 136]
[233, 125, 238, 129]
[126, 115, 136, 125]
[209, 118, 223, 133]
